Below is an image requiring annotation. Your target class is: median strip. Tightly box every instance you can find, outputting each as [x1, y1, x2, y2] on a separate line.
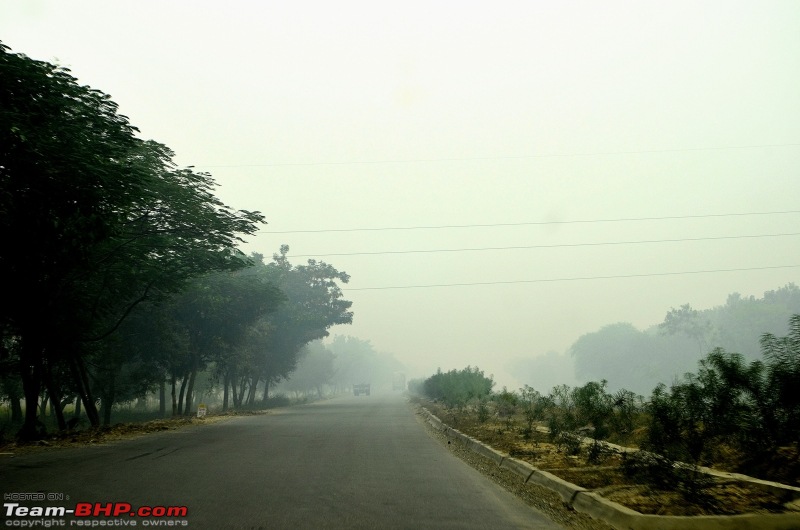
[421, 407, 800, 530]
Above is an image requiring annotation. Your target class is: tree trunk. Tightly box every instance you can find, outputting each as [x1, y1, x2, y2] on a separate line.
[73, 397, 81, 419]
[39, 388, 48, 424]
[159, 380, 166, 416]
[42, 359, 67, 431]
[183, 368, 197, 416]
[11, 395, 23, 423]
[170, 373, 178, 416]
[69, 353, 100, 427]
[177, 372, 189, 416]
[231, 376, 240, 408]
[101, 373, 115, 426]
[19, 354, 44, 439]
[236, 376, 247, 407]
[1, 378, 24, 423]
[261, 379, 271, 405]
[246, 377, 258, 407]
[102, 396, 114, 426]
[17, 333, 47, 440]
[222, 372, 230, 412]
[49, 389, 66, 430]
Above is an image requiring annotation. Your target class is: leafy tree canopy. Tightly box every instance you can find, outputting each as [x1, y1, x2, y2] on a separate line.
[0, 42, 265, 437]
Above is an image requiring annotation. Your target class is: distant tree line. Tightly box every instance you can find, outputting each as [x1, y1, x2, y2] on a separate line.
[0, 43, 352, 439]
[568, 284, 800, 394]
[415, 314, 800, 487]
[277, 336, 406, 399]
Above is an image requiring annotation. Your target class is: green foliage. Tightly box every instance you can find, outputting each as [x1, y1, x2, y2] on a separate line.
[536, 381, 644, 460]
[0, 43, 265, 437]
[422, 366, 494, 409]
[760, 314, 800, 444]
[543, 384, 576, 441]
[518, 385, 545, 438]
[0, 44, 356, 433]
[476, 397, 491, 423]
[494, 387, 518, 431]
[240, 249, 353, 395]
[641, 317, 800, 488]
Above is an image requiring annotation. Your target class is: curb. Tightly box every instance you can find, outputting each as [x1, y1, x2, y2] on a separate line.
[420, 407, 800, 530]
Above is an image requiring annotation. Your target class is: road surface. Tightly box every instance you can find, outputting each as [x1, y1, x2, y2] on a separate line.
[2, 394, 562, 529]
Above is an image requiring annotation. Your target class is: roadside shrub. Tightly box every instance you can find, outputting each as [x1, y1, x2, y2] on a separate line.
[476, 397, 490, 423]
[560, 432, 583, 456]
[545, 384, 577, 443]
[422, 366, 494, 410]
[518, 385, 546, 439]
[494, 387, 518, 431]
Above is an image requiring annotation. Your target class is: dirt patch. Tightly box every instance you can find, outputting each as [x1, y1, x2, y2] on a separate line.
[423, 401, 800, 517]
[0, 411, 265, 455]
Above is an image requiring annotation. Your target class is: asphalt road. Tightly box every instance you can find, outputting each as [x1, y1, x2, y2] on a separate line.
[2, 394, 563, 529]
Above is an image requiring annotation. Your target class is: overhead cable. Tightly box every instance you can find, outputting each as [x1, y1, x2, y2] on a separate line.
[286, 231, 800, 258]
[261, 210, 800, 234]
[344, 264, 800, 291]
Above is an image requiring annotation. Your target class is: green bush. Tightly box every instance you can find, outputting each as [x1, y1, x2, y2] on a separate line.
[519, 385, 545, 438]
[422, 366, 494, 409]
[641, 317, 800, 488]
[494, 387, 518, 431]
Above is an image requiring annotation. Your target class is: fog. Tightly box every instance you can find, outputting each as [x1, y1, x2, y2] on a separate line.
[3, 1, 799, 391]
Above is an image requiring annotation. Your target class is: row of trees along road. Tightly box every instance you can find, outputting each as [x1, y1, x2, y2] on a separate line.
[0, 43, 352, 439]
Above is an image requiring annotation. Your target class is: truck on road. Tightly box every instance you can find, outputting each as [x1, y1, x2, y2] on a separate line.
[353, 383, 370, 396]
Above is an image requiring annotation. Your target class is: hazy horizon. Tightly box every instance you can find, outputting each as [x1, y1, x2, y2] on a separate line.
[3, 1, 799, 390]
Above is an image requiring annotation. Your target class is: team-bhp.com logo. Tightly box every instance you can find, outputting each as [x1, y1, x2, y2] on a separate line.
[5, 502, 188, 526]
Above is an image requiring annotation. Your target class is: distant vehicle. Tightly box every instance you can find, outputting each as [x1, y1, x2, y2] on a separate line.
[353, 383, 370, 396]
[392, 372, 406, 391]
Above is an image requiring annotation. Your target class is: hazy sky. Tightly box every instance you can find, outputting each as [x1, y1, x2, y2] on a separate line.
[3, 1, 799, 389]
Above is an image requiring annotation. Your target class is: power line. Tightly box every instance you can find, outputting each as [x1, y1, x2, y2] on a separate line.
[261, 210, 800, 234]
[286, 231, 800, 258]
[194, 142, 800, 169]
[344, 264, 800, 291]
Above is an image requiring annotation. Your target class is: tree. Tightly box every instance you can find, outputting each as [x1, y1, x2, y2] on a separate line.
[760, 314, 800, 446]
[169, 271, 284, 415]
[234, 248, 353, 405]
[660, 304, 712, 353]
[569, 322, 694, 394]
[281, 341, 336, 398]
[0, 43, 264, 438]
